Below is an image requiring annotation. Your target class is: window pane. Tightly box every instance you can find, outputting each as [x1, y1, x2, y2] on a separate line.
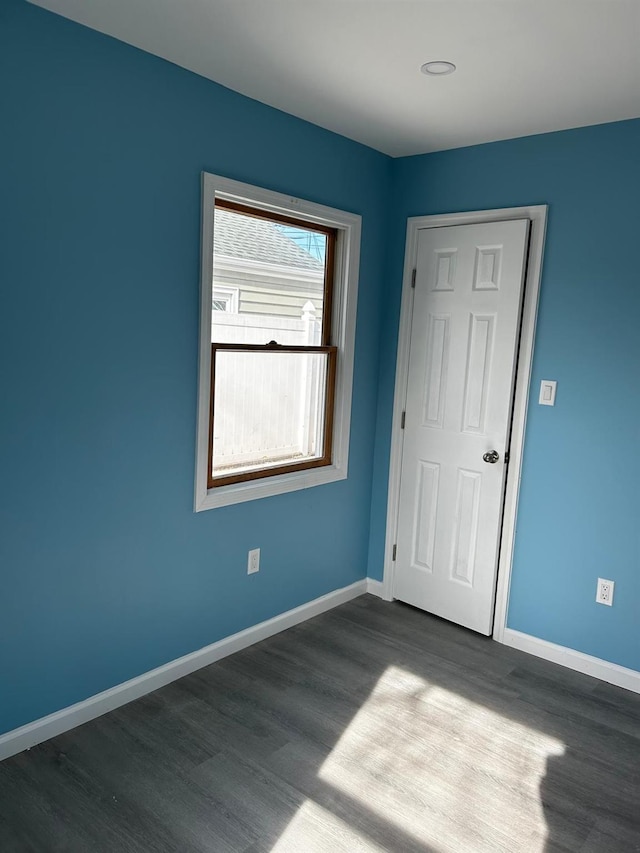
[211, 350, 329, 479]
[212, 206, 327, 345]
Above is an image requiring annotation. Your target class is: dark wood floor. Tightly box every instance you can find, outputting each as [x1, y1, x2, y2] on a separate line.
[1, 595, 639, 852]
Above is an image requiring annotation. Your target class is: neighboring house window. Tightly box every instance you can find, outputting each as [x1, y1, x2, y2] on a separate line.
[194, 173, 361, 511]
[212, 286, 239, 313]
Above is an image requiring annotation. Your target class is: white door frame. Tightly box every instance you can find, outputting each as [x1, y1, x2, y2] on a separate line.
[382, 205, 548, 642]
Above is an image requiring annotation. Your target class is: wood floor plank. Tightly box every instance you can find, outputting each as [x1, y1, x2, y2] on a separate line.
[581, 817, 640, 853]
[1, 595, 639, 852]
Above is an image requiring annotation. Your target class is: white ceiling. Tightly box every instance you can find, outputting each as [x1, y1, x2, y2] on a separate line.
[29, 0, 640, 157]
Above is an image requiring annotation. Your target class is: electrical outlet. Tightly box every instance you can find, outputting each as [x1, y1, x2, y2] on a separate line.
[247, 548, 260, 575]
[596, 577, 614, 606]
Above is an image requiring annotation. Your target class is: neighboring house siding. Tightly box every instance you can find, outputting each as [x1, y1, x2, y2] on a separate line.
[215, 270, 324, 318]
[239, 285, 321, 318]
[213, 207, 325, 320]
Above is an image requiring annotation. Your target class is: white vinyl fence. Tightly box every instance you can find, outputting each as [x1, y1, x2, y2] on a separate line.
[212, 303, 326, 474]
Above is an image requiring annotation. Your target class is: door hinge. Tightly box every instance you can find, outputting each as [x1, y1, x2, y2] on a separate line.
[401, 411, 406, 429]
[411, 268, 416, 289]
[392, 544, 397, 561]
[504, 451, 510, 464]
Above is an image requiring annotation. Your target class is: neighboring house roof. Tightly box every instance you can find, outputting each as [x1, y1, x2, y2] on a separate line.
[214, 208, 324, 272]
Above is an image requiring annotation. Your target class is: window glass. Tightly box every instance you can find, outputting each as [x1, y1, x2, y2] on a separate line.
[211, 349, 330, 483]
[212, 205, 328, 346]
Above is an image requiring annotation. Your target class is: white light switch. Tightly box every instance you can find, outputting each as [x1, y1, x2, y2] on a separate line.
[539, 380, 557, 406]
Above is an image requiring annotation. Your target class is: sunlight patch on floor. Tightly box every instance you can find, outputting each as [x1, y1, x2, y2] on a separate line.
[303, 664, 567, 853]
[270, 798, 388, 853]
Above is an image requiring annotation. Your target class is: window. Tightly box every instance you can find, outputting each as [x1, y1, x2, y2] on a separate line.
[209, 200, 337, 487]
[195, 174, 361, 511]
[212, 285, 239, 313]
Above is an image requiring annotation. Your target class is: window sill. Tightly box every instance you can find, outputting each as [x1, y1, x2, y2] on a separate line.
[194, 461, 347, 511]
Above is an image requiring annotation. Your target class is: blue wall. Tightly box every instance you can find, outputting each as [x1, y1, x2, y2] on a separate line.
[2, 0, 639, 738]
[368, 119, 640, 673]
[0, 0, 391, 735]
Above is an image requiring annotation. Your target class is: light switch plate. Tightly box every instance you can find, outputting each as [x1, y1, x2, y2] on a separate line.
[539, 380, 557, 406]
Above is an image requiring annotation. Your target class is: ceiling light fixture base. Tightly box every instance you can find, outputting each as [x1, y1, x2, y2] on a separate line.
[421, 61, 456, 76]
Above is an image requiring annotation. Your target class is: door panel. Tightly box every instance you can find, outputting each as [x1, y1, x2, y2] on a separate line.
[394, 219, 529, 635]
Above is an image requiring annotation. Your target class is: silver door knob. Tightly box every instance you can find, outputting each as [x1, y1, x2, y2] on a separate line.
[483, 450, 500, 464]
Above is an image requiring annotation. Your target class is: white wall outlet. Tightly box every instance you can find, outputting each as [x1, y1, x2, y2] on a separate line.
[596, 577, 614, 606]
[247, 548, 260, 574]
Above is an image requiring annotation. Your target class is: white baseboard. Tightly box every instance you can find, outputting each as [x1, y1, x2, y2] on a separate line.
[365, 578, 389, 599]
[0, 579, 368, 763]
[502, 628, 640, 695]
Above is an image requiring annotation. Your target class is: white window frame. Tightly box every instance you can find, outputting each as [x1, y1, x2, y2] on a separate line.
[194, 172, 361, 511]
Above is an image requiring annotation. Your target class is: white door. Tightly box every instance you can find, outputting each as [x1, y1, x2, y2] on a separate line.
[394, 219, 530, 635]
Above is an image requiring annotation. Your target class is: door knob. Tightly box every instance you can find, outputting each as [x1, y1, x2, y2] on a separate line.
[483, 450, 500, 464]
